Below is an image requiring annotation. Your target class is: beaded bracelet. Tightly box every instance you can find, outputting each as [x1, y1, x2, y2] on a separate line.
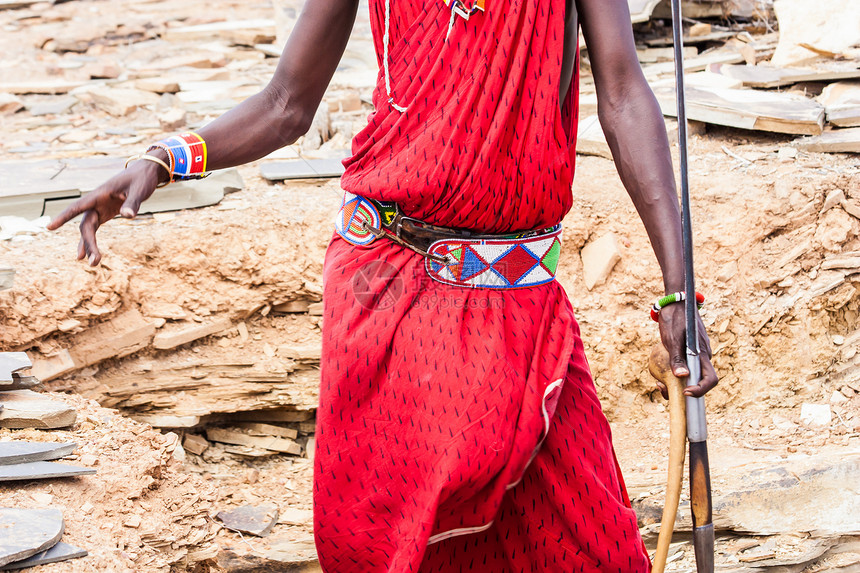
[155, 132, 209, 181]
[650, 291, 704, 322]
[128, 132, 209, 189]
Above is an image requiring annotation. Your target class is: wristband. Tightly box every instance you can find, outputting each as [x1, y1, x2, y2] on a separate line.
[156, 132, 209, 181]
[650, 291, 704, 322]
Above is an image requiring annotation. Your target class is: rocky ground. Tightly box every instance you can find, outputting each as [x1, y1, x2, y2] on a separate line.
[1, 0, 859, 571]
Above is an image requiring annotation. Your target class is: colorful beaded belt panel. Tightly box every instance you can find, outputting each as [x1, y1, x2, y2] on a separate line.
[424, 230, 561, 289]
[334, 192, 386, 246]
[335, 192, 562, 290]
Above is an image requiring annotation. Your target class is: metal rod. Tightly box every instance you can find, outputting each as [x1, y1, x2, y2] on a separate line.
[669, 1, 714, 572]
[670, 0, 697, 357]
[669, 0, 707, 444]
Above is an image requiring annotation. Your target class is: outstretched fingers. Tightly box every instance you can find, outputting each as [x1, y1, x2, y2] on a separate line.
[49, 179, 132, 265]
[47, 192, 100, 231]
[78, 209, 103, 266]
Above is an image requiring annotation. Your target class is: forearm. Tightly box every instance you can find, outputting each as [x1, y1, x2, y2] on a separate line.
[599, 80, 685, 294]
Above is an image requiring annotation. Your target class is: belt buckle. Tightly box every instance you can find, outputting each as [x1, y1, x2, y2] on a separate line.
[360, 219, 452, 265]
[395, 215, 424, 239]
[395, 215, 454, 265]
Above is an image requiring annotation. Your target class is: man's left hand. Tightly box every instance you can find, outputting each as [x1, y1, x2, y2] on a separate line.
[654, 303, 719, 399]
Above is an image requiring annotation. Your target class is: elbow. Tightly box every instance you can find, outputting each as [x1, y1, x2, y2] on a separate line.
[290, 101, 317, 137]
[262, 83, 318, 146]
[597, 76, 658, 134]
[595, 59, 653, 120]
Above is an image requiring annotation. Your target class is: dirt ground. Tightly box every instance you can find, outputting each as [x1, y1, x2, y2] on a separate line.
[1, 0, 860, 571]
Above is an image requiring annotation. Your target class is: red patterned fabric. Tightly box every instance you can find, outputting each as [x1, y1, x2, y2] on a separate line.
[341, 0, 579, 233]
[315, 0, 650, 571]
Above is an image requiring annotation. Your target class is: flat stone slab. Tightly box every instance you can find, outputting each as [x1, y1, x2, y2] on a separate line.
[265, 537, 319, 565]
[0, 390, 76, 429]
[0, 375, 41, 392]
[713, 452, 860, 536]
[1, 542, 87, 570]
[260, 158, 345, 181]
[795, 127, 860, 154]
[25, 97, 77, 117]
[0, 354, 31, 384]
[0, 442, 78, 466]
[635, 449, 860, 537]
[0, 461, 96, 482]
[0, 508, 64, 567]
[217, 547, 321, 573]
[216, 503, 279, 537]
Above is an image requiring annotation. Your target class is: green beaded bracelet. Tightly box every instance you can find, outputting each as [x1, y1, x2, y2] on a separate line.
[650, 291, 704, 322]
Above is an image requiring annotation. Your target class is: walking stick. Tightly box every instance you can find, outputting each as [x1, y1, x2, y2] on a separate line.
[669, 0, 715, 570]
[648, 345, 686, 573]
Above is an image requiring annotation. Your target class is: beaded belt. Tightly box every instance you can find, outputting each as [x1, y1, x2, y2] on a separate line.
[334, 192, 562, 289]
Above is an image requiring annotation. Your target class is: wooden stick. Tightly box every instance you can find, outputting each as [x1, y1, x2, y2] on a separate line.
[649, 344, 687, 573]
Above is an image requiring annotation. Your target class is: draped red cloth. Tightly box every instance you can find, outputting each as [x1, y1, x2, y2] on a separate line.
[340, 0, 578, 233]
[315, 1, 650, 571]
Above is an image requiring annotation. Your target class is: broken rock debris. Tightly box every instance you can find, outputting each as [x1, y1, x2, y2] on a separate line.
[216, 503, 280, 537]
[586, 0, 860, 153]
[206, 427, 303, 456]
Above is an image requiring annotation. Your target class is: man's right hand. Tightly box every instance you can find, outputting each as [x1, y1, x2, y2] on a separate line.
[47, 159, 162, 266]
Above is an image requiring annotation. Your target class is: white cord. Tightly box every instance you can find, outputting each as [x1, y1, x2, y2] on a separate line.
[447, 9, 457, 39]
[385, 0, 473, 111]
[383, 0, 407, 113]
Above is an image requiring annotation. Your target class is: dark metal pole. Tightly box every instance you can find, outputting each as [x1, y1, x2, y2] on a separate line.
[669, 1, 714, 571]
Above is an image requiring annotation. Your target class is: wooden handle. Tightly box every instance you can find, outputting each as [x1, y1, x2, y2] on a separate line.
[648, 344, 687, 573]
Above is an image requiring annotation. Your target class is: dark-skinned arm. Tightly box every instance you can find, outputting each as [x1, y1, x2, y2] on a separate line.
[48, 0, 359, 264]
[575, 0, 718, 397]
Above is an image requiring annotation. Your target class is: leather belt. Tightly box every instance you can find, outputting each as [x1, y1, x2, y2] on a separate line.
[335, 192, 562, 289]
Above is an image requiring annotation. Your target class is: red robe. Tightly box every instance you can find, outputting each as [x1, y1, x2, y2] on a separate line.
[316, 0, 651, 571]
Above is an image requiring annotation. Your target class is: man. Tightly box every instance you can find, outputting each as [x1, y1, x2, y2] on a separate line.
[49, 0, 718, 570]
